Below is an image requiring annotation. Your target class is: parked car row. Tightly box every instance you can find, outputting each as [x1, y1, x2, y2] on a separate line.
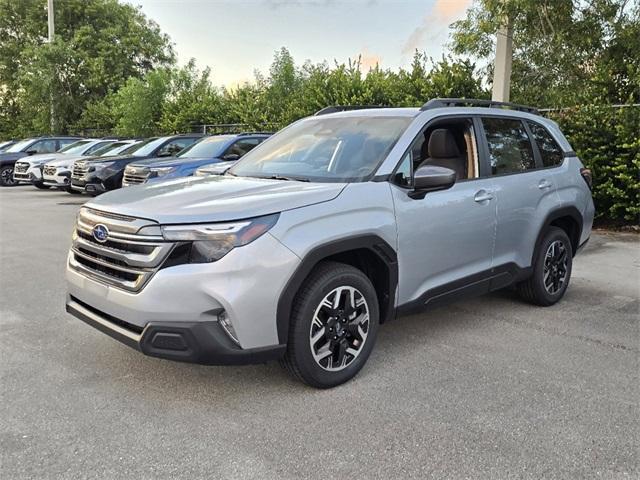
[0, 132, 271, 192]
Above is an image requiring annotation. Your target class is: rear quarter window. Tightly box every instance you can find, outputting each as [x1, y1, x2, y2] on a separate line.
[527, 122, 564, 167]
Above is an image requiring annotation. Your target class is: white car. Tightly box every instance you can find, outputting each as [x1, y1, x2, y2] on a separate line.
[14, 139, 116, 189]
[43, 140, 140, 191]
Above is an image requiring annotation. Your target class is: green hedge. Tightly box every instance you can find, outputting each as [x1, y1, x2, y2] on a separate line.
[549, 105, 640, 225]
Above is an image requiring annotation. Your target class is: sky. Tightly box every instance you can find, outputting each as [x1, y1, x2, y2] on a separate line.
[128, 0, 472, 87]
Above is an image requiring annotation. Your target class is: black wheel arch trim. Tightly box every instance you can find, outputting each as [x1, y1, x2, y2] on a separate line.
[276, 234, 398, 344]
[533, 206, 583, 263]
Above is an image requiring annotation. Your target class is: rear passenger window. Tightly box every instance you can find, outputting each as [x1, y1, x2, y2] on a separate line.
[527, 122, 564, 167]
[482, 118, 535, 175]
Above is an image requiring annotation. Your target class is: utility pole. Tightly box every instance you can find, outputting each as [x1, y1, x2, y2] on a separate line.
[491, 17, 513, 102]
[47, 0, 55, 133]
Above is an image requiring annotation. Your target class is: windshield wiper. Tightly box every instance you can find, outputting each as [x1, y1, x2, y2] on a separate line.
[254, 174, 310, 182]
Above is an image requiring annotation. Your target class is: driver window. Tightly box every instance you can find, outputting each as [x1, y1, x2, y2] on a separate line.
[393, 118, 479, 187]
[159, 138, 196, 156]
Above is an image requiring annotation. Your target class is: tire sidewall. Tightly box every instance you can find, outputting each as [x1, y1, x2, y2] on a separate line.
[291, 268, 379, 388]
[533, 228, 573, 305]
[0, 165, 16, 187]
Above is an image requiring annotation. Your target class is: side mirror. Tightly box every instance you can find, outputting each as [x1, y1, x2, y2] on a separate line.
[408, 165, 456, 199]
[223, 153, 240, 161]
[157, 150, 173, 157]
[25, 150, 38, 155]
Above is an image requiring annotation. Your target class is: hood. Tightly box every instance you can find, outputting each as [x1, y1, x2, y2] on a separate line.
[0, 152, 28, 162]
[87, 175, 346, 224]
[84, 154, 137, 164]
[44, 154, 89, 168]
[129, 156, 216, 169]
[20, 152, 66, 166]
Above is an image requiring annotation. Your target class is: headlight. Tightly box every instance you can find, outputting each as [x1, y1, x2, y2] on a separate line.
[150, 166, 176, 177]
[90, 162, 115, 172]
[160, 214, 279, 263]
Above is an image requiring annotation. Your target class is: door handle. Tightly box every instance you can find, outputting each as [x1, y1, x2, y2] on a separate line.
[474, 190, 494, 203]
[538, 179, 553, 190]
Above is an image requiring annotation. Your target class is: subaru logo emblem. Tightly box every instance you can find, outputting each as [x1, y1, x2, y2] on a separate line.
[92, 224, 109, 243]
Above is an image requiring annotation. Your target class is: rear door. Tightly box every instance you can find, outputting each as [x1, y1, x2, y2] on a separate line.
[479, 116, 560, 270]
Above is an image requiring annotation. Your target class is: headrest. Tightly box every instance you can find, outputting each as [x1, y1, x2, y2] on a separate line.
[428, 129, 460, 158]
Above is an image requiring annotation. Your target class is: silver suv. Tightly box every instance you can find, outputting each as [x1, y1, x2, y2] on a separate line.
[65, 99, 594, 388]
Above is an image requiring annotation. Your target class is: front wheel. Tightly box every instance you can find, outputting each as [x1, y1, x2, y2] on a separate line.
[33, 182, 50, 190]
[281, 261, 379, 388]
[0, 165, 18, 187]
[518, 227, 573, 306]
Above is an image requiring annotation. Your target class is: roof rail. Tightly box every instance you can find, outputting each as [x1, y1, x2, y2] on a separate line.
[420, 98, 539, 115]
[314, 105, 387, 116]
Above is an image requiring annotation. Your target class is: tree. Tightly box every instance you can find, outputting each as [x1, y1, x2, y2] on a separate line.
[0, 0, 174, 137]
[450, 0, 640, 107]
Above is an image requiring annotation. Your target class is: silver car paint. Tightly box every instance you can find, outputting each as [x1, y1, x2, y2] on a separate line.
[390, 177, 498, 304]
[67, 106, 594, 354]
[88, 175, 347, 224]
[66, 231, 300, 349]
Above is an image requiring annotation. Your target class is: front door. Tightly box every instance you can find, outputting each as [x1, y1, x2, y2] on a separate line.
[391, 116, 497, 309]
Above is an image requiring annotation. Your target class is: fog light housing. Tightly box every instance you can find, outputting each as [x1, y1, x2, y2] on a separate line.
[218, 311, 239, 345]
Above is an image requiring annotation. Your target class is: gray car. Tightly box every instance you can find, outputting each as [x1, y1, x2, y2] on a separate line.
[65, 99, 595, 388]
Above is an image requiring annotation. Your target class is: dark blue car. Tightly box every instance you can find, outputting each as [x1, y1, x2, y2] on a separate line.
[122, 133, 271, 187]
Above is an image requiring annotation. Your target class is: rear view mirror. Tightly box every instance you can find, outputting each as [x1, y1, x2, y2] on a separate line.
[409, 165, 456, 199]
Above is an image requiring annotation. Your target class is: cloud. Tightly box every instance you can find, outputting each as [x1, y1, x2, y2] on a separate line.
[402, 0, 471, 55]
[359, 48, 382, 71]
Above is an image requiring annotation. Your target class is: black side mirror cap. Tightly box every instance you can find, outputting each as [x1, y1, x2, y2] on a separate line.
[408, 165, 456, 199]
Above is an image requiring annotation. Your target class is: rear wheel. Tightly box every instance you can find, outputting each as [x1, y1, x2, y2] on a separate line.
[518, 227, 573, 306]
[281, 261, 379, 388]
[0, 165, 17, 187]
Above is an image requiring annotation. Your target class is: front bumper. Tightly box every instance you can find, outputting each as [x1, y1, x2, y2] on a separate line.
[71, 177, 106, 194]
[66, 295, 285, 365]
[14, 166, 43, 184]
[66, 231, 301, 360]
[43, 170, 71, 188]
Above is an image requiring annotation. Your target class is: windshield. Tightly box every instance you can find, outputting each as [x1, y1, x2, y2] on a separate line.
[59, 140, 93, 154]
[6, 139, 35, 153]
[131, 137, 167, 157]
[177, 136, 232, 158]
[229, 116, 411, 182]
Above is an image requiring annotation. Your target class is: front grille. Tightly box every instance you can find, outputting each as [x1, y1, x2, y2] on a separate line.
[43, 165, 57, 176]
[14, 162, 29, 173]
[123, 166, 150, 186]
[72, 161, 88, 180]
[69, 207, 174, 292]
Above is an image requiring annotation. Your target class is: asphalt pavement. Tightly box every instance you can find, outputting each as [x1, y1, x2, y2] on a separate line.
[1, 186, 638, 479]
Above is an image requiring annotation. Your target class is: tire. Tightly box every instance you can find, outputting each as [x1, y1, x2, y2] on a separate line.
[280, 261, 380, 388]
[518, 227, 573, 306]
[66, 186, 81, 194]
[0, 165, 18, 187]
[33, 182, 50, 190]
